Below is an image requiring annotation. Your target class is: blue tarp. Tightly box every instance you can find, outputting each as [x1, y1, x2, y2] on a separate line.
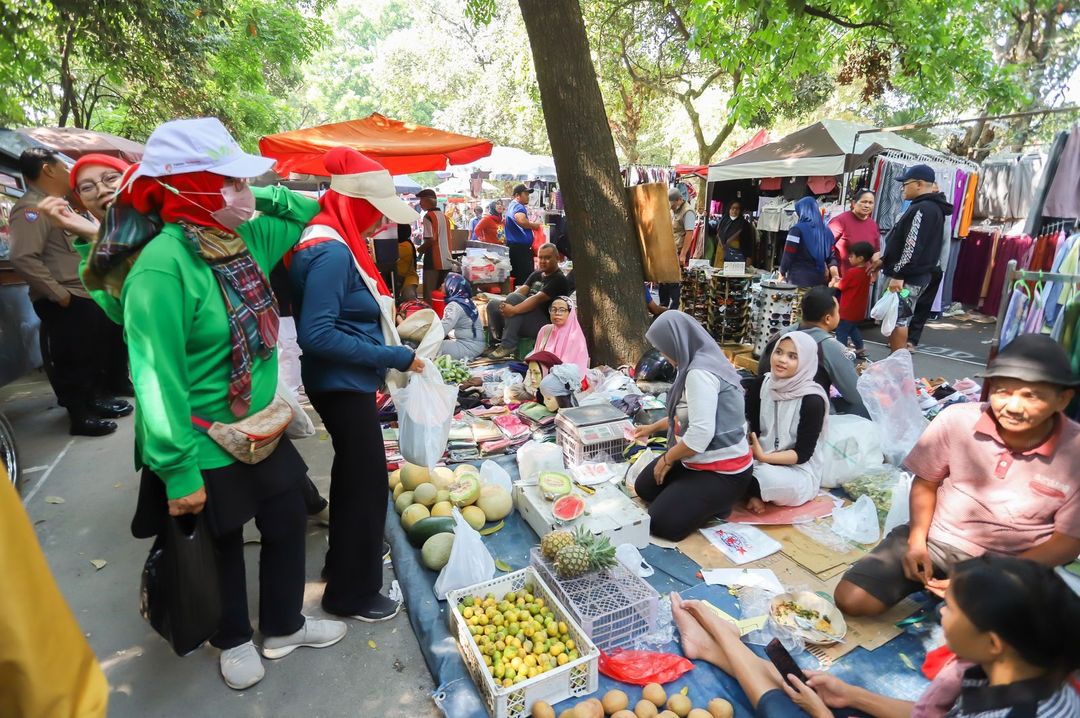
[387, 455, 934, 717]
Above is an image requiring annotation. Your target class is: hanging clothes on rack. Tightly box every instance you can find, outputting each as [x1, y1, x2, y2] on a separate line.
[980, 234, 1034, 316]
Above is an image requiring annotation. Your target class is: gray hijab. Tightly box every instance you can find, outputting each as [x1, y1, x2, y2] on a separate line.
[645, 311, 744, 443]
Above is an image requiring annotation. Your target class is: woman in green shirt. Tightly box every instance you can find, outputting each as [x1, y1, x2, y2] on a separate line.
[79, 119, 347, 691]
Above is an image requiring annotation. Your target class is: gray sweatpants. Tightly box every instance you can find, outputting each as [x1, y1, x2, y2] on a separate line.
[485, 292, 549, 349]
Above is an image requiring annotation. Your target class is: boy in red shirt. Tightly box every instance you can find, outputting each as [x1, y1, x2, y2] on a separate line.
[832, 241, 874, 360]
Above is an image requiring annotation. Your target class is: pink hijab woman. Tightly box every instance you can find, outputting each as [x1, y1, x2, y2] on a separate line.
[532, 296, 589, 369]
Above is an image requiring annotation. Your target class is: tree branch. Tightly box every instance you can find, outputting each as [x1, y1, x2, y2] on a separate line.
[801, 3, 885, 30]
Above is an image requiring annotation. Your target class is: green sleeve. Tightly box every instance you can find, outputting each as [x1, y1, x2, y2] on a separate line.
[74, 239, 124, 325]
[244, 185, 321, 268]
[122, 268, 204, 500]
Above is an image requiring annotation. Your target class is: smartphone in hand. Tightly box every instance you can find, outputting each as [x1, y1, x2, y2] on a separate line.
[765, 638, 808, 688]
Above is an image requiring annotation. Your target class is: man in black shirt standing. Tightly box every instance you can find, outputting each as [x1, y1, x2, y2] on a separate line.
[880, 164, 953, 353]
[484, 243, 569, 360]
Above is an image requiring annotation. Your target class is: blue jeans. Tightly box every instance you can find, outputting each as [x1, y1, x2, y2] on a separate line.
[836, 319, 863, 351]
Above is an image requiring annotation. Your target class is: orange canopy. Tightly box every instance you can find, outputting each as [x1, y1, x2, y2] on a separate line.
[259, 113, 493, 176]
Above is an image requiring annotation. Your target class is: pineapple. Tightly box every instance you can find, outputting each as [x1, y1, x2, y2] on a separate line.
[553, 528, 618, 578]
[541, 530, 575, 561]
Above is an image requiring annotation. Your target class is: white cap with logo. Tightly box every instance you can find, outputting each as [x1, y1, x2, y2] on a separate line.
[130, 117, 275, 181]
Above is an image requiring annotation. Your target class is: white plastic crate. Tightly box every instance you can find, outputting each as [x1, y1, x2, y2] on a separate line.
[555, 404, 633, 467]
[446, 567, 600, 718]
[528, 547, 659, 652]
[513, 481, 651, 549]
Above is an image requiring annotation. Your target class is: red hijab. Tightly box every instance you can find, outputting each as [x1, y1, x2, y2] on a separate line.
[126, 170, 233, 233]
[310, 147, 391, 297]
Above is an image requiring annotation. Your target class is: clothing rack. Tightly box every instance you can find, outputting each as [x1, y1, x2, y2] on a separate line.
[1039, 218, 1078, 235]
[990, 259, 1080, 351]
[876, 148, 979, 172]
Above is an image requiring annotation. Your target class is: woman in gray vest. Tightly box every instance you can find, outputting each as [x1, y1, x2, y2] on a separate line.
[743, 330, 827, 512]
[632, 312, 753, 540]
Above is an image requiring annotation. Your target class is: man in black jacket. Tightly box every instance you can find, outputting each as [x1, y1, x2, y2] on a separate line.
[880, 164, 953, 353]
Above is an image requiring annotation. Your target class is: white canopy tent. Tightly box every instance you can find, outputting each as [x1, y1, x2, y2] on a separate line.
[434, 176, 498, 196]
[706, 119, 946, 182]
[449, 145, 557, 181]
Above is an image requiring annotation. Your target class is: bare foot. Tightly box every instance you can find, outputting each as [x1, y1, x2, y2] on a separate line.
[670, 593, 732, 673]
[683, 599, 745, 668]
[746, 497, 767, 515]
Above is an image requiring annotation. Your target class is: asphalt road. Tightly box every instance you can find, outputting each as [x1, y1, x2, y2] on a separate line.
[4, 373, 439, 718]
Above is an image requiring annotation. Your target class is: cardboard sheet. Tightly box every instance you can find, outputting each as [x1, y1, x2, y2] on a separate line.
[761, 523, 872, 575]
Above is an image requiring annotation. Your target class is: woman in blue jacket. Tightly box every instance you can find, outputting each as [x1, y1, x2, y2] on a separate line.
[291, 148, 422, 622]
[779, 197, 834, 288]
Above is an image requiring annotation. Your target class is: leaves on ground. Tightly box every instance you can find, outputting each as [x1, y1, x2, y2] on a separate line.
[494, 559, 511, 572]
[367, 640, 377, 649]
[45, 496, 65, 504]
[899, 652, 916, 671]
[479, 521, 504, 536]
[90, 559, 107, 570]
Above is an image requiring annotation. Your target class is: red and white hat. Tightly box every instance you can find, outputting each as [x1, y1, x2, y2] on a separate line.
[130, 118, 274, 181]
[325, 147, 418, 224]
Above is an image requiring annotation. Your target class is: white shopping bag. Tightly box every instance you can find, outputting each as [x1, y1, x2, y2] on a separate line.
[434, 508, 496, 599]
[390, 359, 458, 468]
[870, 290, 900, 337]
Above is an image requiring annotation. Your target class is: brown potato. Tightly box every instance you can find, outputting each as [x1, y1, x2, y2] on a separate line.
[657, 712, 680, 718]
[602, 690, 630, 714]
[687, 710, 713, 718]
[531, 700, 555, 718]
[612, 712, 638, 718]
[642, 683, 667, 707]
[666, 694, 692, 718]
[707, 698, 734, 718]
[573, 698, 604, 718]
[634, 699, 659, 718]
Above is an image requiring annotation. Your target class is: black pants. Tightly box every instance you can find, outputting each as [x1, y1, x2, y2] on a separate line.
[309, 390, 388, 615]
[908, 266, 943, 346]
[634, 457, 752, 541]
[508, 243, 534, 287]
[33, 296, 111, 417]
[658, 283, 681, 310]
[213, 486, 307, 648]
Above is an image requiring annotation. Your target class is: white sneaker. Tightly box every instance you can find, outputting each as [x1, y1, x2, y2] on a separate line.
[220, 641, 265, 690]
[261, 617, 347, 660]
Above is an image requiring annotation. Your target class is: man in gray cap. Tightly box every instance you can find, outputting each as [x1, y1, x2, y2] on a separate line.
[835, 334, 1080, 617]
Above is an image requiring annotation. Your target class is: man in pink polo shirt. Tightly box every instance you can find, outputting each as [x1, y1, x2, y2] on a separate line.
[835, 334, 1080, 616]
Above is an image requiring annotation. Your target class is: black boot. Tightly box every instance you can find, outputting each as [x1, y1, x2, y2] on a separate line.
[70, 416, 118, 437]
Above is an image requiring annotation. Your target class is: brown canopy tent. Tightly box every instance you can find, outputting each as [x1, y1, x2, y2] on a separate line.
[21, 126, 144, 162]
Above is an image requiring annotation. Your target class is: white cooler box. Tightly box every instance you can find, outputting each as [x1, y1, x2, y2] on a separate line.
[513, 481, 650, 549]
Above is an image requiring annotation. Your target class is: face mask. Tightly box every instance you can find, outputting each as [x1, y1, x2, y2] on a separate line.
[211, 182, 256, 230]
[159, 180, 256, 230]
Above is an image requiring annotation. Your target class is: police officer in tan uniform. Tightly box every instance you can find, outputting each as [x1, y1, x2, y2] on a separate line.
[9, 148, 131, 436]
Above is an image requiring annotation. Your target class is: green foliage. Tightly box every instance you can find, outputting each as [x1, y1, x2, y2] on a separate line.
[0, 0, 326, 148]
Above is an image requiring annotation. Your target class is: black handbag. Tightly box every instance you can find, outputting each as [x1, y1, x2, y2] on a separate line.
[140, 512, 222, 656]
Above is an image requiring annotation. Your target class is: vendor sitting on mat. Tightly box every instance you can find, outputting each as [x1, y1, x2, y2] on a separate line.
[744, 330, 827, 513]
[484, 243, 569, 360]
[671, 555, 1080, 718]
[758, 286, 869, 419]
[438, 273, 485, 360]
[835, 334, 1080, 617]
[632, 312, 753, 541]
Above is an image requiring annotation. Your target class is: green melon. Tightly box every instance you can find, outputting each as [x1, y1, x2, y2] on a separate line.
[430, 501, 453, 517]
[435, 489, 450, 504]
[449, 475, 481, 507]
[394, 491, 414, 514]
[401, 503, 430, 531]
[539, 471, 573, 501]
[421, 533, 455, 571]
[454, 463, 480, 478]
[401, 462, 431, 491]
[388, 469, 401, 489]
[431, 466, 456, 490]
[393, 483, 405, 500]
[413, 482, 438, 507]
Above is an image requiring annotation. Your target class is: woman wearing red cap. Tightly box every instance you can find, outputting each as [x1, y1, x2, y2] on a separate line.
[77, 118, 348, 690]
[289, 146, 422, 622]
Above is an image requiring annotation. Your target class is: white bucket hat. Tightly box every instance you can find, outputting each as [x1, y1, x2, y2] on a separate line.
[130, 117, 275, 180]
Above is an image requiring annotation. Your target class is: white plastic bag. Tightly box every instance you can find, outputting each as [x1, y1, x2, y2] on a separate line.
[870, 290, 900, 337]
[819, 415, 883, 488]
[856, 350, 930, 466]
[883, 470, 914, 535]
[277, 375, 315, 439]
[831, 495, 880, 545]
[390, 359, 458, 468]
[434, 508, 496, 599]
[625, 448, 657, 495]
[479, 459, 513, 493]
[516, 440, 566, 483]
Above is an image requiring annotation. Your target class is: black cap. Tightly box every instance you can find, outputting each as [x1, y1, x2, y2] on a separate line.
[977, 334, 1080, 387]
[415, 188, 437, 199]
[895, 163, 935, 183]
[512, 184, 532, 195]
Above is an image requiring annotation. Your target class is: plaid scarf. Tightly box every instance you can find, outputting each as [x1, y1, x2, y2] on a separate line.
[179, 222, 279, 417]
[82, 200, 163, 298]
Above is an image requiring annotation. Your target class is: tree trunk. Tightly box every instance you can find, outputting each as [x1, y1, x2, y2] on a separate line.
[518, 0, 649, 367]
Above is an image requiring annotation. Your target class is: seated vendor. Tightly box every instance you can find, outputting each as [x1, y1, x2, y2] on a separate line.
[758, 286, 869, 419]
[484, 243, 569, 360]
[835, 334, 1080, 617]
[531, 297, 589, 368]
[671, 555, 1080, 718]
[438, 273, 484, 360]
[744, 331, 827, 512]
[632, 312, 753, 541]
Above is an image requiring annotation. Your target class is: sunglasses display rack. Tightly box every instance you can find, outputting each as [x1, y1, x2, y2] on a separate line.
[679, 267, 754, 345]
[749, 279, 800, 357]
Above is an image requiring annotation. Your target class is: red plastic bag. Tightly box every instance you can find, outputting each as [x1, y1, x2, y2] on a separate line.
[598, 649, 694, 685]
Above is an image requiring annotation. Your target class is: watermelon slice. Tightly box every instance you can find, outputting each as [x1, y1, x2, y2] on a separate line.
[552, 494, 585, 523]
[538, 471, 573, 501]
